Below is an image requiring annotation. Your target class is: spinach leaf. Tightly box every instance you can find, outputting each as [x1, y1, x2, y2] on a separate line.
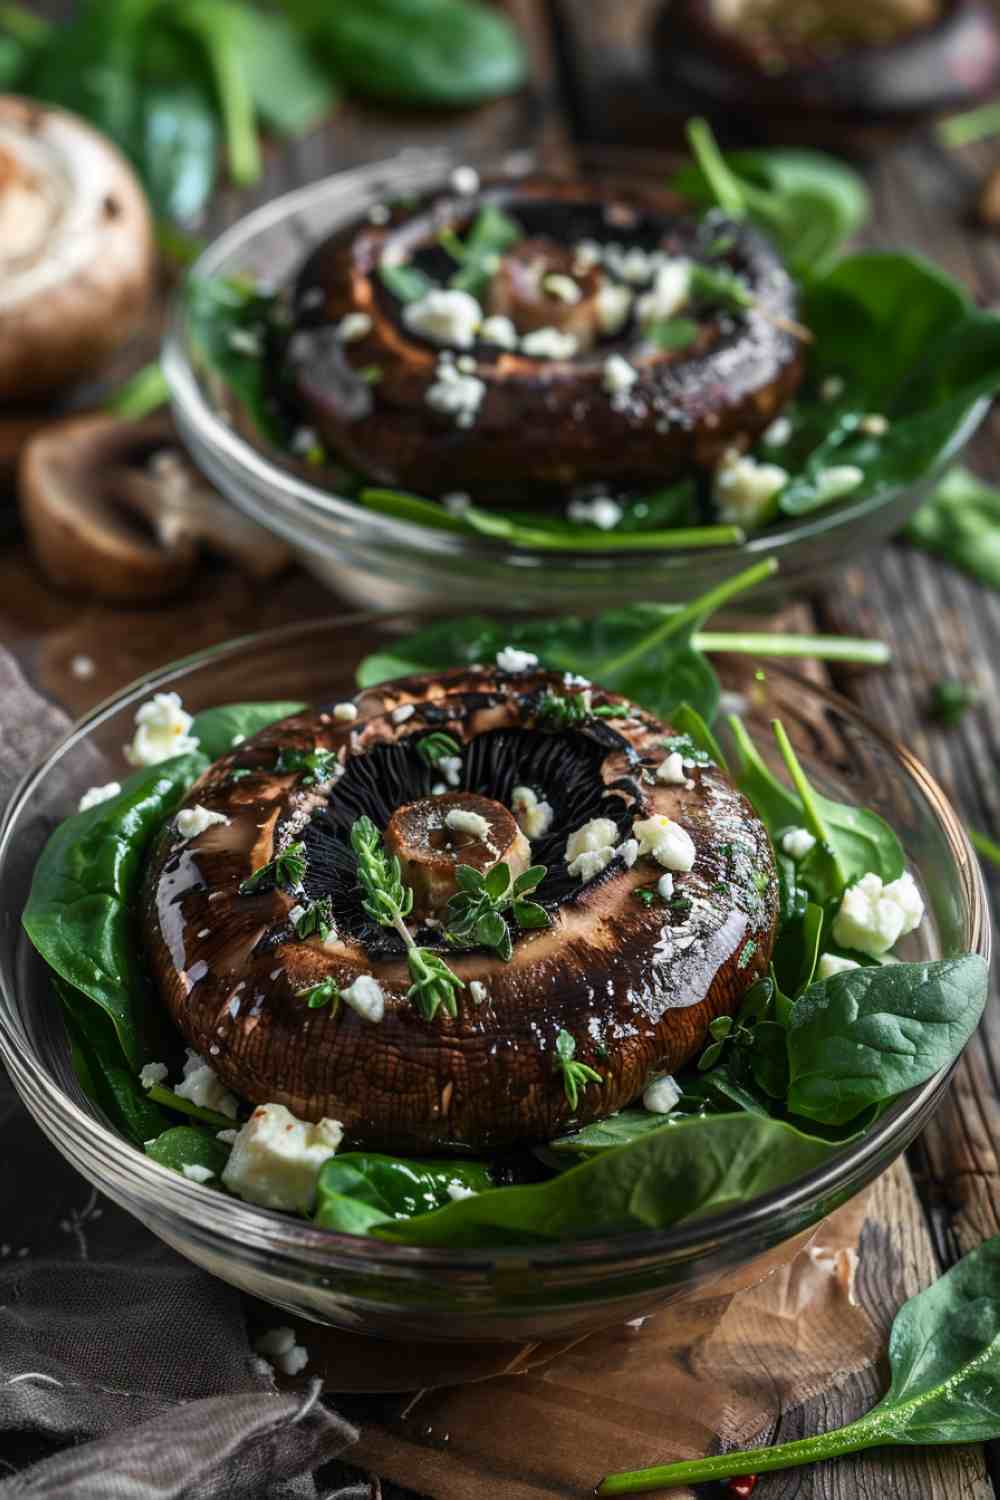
[547, 1111, 679, 1157]
[373, 1115, 837, 1248]
[230, 7, 337, 137]
[186, 276, 285, 441]
[599, 1235, 1000, 1493]
[145, 1125, 231, 1183]
[787, 956, 988, 1126]
[190, 701, 306, 760]
[669, 702, 729, 771]
[23, 753, 208, 1069]
[137, 28, 221, 220]
[314, 1153, 494, 1234]
[285, 0, 527, 109]
[57, 978, 169, 1147]
[905, 466, 1000, 591]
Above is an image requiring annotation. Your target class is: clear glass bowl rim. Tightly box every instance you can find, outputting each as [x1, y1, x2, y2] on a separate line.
[0, 612, 989, 1277]
[159, 153, 990, 574]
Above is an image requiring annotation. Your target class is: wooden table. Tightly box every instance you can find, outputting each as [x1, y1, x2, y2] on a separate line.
[4, 4, 998, 1495]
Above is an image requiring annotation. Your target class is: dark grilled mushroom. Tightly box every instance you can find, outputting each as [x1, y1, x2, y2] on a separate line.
[281, 177, 805, 502]
[142, 667, 779, 1154]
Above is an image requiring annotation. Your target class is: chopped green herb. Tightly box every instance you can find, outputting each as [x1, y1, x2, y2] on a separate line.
[689, 262, 753, 313]
[553, 1029, 603, 1110]
[447, 203, 523, 297]
[445, 863, 549, 962]
[227, 768, 255, 783]
[296, 976, 341, 1012]
[415, 732, 462, 768]
[405, 946, 465, 1021]
[644, 316, 700, 352]
[292, 896, 334, 942]
[275, 746, 341, 785]
[240, 839, 307, 895]
[536, 691, 592, 729]
[378, 263, 435, 303]
[738, 939, 758, 969]
[928, 679, 979, 728]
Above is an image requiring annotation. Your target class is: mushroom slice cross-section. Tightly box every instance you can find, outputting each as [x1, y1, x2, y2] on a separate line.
[142, 667, 779, 1153]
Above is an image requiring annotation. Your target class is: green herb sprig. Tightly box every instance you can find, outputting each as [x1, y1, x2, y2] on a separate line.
[292, 896, 334, 941]
[296, 976, 341, 1012]
[536, 691, 592, 730]
[240, 839, 307, 896]
[415, 732, 462, 768]
[553, 1029, 603, 1110]
[275, 747, 341, 785]
[445, 863, 549, 962]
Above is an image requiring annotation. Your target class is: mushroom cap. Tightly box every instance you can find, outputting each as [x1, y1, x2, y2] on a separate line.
[142, 667, 779, 1153]
[0, 95, 154, 400]
[283, 176, 804, 501]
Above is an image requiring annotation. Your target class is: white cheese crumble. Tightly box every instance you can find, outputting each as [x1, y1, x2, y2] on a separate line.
[78, 782, 121, 812]
[543, 272, 581, 304]
[643, 1073, 681, 1114]
[175, 1049, 239, 1119]
[446, 808, 490, 840]
[762, 415, 793, 447]
[573, 239, 602, 273]
[567, 846, 616, 881]
[781, 827, 817, 861]
[404, 288, 482, 349]
[595, 281, 632, 335]
[714, 449, 789, 527]
[566, 495, 623, 531]
[656, 752, 686, 786]
[657, 873, 674, 901]
[832, 871, 924, 958]
[426, 359, 487, 426]
[223, 1105, 343, 1213]
[565, 817, 619, 881]
[216, 1128, 238, 1145]
[511, 786, 554, 840]
[254, 1326, 310, 1377]
[124, 692, 199, 767]
[466, 982, 487, 1007]
[450, 165, 480, 196]
[71, 653, 96, 679]
[139, 1061, 168, 1089]
[333, 701, 358, 722]
[636, 258, 692, 327]
[367, 202, 390, 224]
[821, 375, 845, 401]
[176, 805, 229, 842]
[603, 354, 639, 397]
[391, 703, 415, 724]
[633, 815, 696, 873]
[438, 755, 463, 787]
[814, 465, 864, 504]
[617, 838, 639, 869]
[605, 244, 660, 284]
[341, 974, 386, 1023]
[336, 311, 372, 344]
[442, 491, 471, 514]
[520, 326, 578, 360]
[181, 1164, 215, 1184]
[816, 953, 861, 981]
[447, 1181, 478, 1201]
[479, 314, 517, 348]
[496, 645, 538, 673]
[859, 413, 889, 436]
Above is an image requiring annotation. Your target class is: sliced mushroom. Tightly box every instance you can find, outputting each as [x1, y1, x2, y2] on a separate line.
[20, 413, 291, 603]
[0, 95, 154, 400]
[142, 667, 779, 1153]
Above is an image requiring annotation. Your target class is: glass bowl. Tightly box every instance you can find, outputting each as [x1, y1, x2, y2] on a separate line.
[161, 152, 987, 613]
[0, 617, 988, 1345]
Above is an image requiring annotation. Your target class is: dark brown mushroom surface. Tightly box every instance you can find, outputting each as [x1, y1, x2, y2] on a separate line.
[281, 176, 805, 502]
[142, 667, 779, 1153]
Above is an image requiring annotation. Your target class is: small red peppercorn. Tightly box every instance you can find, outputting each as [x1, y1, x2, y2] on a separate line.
[726, 1478, 757, 1498]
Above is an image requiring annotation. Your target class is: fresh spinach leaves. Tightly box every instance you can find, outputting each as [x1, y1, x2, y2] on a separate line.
[905, 466, 1000, 591]
[190, 700, 305, 759]
[314, 1154, 494, 1235]
[145, 1125, 231, 1183]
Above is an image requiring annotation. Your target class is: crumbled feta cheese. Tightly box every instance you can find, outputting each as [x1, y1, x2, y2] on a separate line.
[426, 360, 486, 426]
[605, 244, 660, 284]
[543, 272, 581, 305]
[781, 827, 817, 861]
[280, 1343, 309, 1376]
[656, 752, 686, 786]
[139, 1062, 168, 1090]
[567, 495, 623, 531]
[223, 1104, 343, 1212]
[254, 1326, 310, 1375]
[78, 782, 121, 812]
[643, 1074, 681, 1114]
[336, 311, 372, 344]
[228, 328, 260, 356]
[617, 838, 639, 868]
[442, 491, 471, 515]
[859, 413, 889, 437]
[333, 701, 358, 722]
[447, 1181, 478, 1201]
[762, 415, 793, 447]
[176, 804, 229, 842]
[714, 449, 789, 527]
[814, 466, 864, 504]
[595, 281, 632, 335]
[567, 846, 616, 881]
[816, 953, 861, 981]
[404, 289, 482, 349]
[367, 202, 390, 224]
[496, 645, 538, 673]
[603, 354, 639, 397]
[832, 871, 924, 957]
[181, 1164, 215, 1184]
[438, 755, 463, 788]
[566, 818, 619, 863]
[636, 258, 692, 326]
[573, 239, 603, 273]
[479, 314, 518, 348]
[71, 653, 96, 679]
[511, 786, 554, 840]
[175, 1049, 239, 1119]
[216, 1128, 238, 1145]
[821, 375, 845, 401]
[520, 326, 578, 360]
[392, 703, 415, 724]
[231, 734, 245, 747]
[457, 354, 477, 374]
[341, 974, 385, 1023]
[450, 165, 480, 196]
[124, 692, 199, 766]
[446, 808, 490, 840]
[633, 815, 696, 872]
[657, 873, 674, 901]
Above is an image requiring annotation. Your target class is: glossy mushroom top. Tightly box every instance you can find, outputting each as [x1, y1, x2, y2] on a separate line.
[142, 666, 779, 1152]
[281, 175, 805, 500]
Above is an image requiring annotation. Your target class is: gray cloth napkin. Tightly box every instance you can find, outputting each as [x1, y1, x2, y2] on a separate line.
[0, 653, 363, 1499]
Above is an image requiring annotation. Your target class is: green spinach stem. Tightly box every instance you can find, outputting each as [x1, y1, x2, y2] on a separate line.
[696, 632, 890, 664]
[771, 719, 847, 888]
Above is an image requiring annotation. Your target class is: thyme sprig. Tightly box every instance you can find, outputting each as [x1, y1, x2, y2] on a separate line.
[296, 977, 341, 1012]
[275, 746, 341, 785]
[292, 896, 334, 942]
[445, 862, 550, 962]
[350, 815, 464, 1021]
[240, 839, 307, 896]
[415, 731, 462, 768]
[554, 1029, 603, 1110]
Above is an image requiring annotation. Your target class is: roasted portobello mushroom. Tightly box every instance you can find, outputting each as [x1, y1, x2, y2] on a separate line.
[143, 665, 779, 1154]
